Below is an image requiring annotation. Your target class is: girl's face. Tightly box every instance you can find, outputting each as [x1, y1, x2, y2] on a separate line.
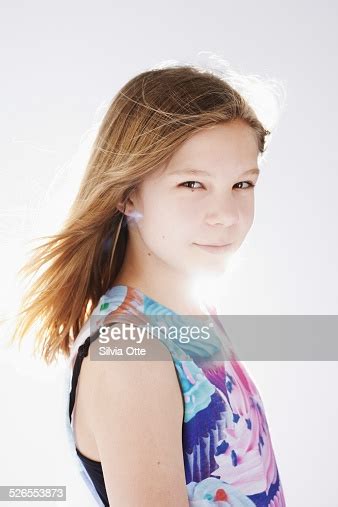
[125, 119, 260, 277]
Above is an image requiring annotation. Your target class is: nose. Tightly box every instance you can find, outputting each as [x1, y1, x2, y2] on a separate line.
[205, 193, 240, 227]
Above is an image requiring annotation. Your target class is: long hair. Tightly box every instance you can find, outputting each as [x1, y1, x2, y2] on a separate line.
[10, 64, 271, 364]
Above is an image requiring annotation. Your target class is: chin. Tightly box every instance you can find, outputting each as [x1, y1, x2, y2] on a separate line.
[189, 259, 230, 277]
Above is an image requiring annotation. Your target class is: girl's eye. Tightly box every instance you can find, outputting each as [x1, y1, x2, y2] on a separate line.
[234, 180, 256, 190]
[180, 180, 203, 190]
[179, 180, 256, 190]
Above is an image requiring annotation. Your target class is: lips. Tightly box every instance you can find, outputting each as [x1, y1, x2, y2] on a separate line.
[196, 243, 230, 247]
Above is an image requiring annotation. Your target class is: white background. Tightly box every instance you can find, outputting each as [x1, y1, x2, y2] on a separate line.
[1, 1, 337, 506]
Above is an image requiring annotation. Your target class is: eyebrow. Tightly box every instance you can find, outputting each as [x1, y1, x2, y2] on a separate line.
[168, 167, 260, 177]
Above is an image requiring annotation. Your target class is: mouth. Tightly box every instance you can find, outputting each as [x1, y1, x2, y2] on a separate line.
[193, 243, 232, 254]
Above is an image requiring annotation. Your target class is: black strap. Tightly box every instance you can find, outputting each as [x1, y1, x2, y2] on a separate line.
[68, 323, 119, 423]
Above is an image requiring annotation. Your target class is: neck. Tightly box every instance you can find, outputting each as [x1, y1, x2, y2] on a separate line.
[112, 230, 222, 316]
[113, 263, 212, 317]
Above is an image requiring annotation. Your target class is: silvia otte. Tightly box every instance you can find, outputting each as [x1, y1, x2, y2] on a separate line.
[99, 346, 146, 356]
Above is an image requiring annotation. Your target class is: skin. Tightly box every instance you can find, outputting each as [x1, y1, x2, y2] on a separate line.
[114, 118, 260, 314]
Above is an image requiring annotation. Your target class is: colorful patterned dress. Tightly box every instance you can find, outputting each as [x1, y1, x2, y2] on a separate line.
[64, 284, 286, 506]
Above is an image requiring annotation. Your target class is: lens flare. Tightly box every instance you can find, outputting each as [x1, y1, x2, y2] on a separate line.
[126, 210, 143, 224]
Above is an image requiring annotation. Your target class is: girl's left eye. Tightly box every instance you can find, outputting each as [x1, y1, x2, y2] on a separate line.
[233, 180, 256, 189]
[179, 180, 256, 190]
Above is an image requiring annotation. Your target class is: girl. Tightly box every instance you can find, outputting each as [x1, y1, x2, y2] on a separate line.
[12, 64, 286, 506]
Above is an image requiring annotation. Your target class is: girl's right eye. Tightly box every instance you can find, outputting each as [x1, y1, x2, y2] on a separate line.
[179, 181, 203, 190]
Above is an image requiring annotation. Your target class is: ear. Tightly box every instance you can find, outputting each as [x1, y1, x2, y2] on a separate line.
[116, 193, 136, 216]
[116, 202, 125, 214]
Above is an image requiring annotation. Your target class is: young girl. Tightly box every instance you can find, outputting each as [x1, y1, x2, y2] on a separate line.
[12, 64, 286, 506]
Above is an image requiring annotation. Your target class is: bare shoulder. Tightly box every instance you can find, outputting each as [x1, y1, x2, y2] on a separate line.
[84, 322, 188, 506]
[84, 322, 183, 414]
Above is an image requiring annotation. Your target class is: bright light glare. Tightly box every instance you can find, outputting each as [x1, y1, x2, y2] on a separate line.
[188, 249, 249, 314]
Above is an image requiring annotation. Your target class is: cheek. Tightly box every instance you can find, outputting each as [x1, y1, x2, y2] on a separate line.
[137, 199, 183, 248]
[143, 193, 196, 234]
[237, 196, 255, 235]
[245, 195, 255, 223]
[138, 204, 198, 263]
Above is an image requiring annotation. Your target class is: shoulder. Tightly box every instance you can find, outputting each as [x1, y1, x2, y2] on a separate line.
[83, 322, 184, 424]
[81, 322, 188, 505]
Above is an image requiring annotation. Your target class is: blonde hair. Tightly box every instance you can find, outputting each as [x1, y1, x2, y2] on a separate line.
[10, 64, 271, 364]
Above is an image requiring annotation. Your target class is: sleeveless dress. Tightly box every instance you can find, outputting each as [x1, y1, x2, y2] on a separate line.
[64, 284, 286, 506]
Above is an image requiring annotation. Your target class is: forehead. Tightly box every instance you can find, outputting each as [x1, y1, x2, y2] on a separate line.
[166, 120, 259, 174]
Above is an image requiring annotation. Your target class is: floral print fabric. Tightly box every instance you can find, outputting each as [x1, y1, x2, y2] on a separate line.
[65, 284, 286, 506]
